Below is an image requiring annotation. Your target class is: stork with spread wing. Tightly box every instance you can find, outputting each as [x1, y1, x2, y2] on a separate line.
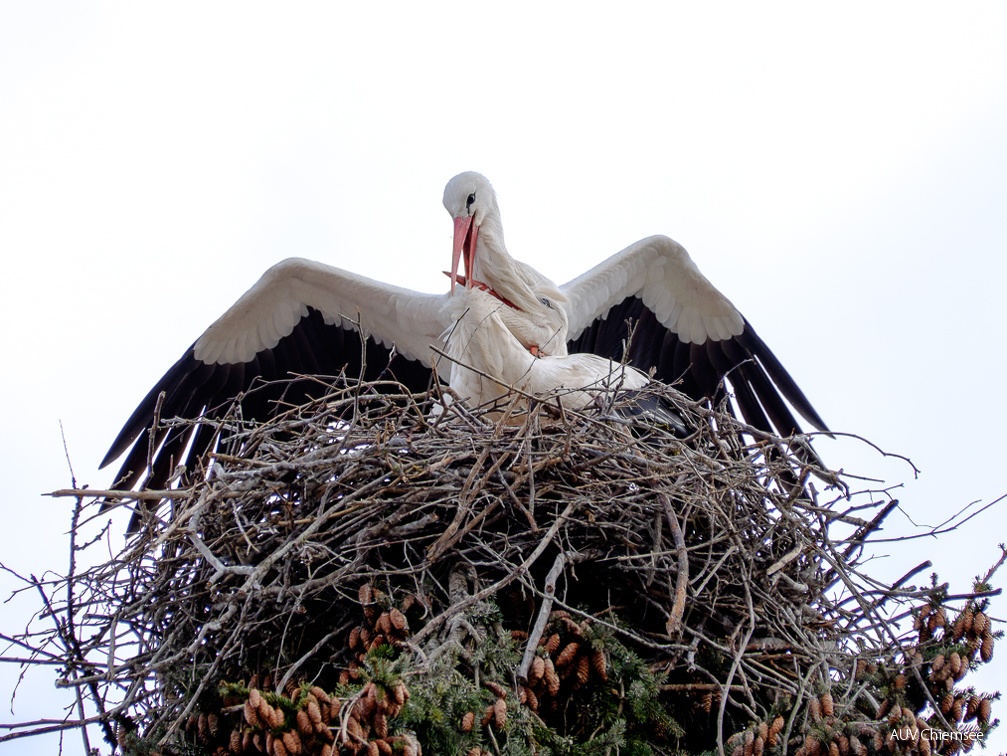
[102, 172, 827, 510]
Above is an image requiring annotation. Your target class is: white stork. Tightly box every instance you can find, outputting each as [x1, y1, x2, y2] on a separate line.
[442, 171, 829, 439]
[101, 171, 827, 499]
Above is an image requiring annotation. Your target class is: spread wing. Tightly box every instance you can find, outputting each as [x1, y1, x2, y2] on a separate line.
[102, 258, 448, 496]
[563, 235, 828, 437]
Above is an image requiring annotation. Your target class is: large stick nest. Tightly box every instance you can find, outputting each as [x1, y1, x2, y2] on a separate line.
[18, 379, 1005, 755]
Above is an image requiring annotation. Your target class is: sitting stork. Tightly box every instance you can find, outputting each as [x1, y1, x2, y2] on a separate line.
[445, 285, 650, 412]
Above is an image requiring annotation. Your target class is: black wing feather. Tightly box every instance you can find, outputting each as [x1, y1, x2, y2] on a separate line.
[102, 307, 436, 501]
[736, 321, 827, 432]
[566, 296, 828, 437]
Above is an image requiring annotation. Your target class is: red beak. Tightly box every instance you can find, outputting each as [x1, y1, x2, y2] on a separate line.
[450, 215, 479, 292]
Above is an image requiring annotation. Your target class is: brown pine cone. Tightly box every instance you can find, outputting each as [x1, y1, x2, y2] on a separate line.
[555, 641, 581, 668]
[493, 697, 507, 729]
[461, 711, 475, 732]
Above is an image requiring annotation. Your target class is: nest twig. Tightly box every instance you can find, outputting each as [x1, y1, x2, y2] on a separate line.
[4, 377, 1003, 755]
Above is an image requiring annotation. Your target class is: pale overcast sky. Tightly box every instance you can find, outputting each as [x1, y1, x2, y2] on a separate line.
[2, 4, 1006, 754]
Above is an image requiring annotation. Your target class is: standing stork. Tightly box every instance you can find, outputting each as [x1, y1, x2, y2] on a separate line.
[442, 172, 828, 438]
[101, 171, 827, 507]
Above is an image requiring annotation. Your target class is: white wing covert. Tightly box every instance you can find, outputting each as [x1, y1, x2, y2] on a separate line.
[102, 259, 447, 509]
[563, 236, 827, 437]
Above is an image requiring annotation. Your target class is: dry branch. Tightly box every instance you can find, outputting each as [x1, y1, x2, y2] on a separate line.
[2, 378, 1002, 755]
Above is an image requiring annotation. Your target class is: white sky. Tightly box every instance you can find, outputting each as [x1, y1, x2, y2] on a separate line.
[2, 4, 1006, 754]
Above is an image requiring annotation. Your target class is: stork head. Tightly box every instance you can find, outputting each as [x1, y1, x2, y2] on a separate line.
[443, 172, 502, 292]
[442, 172, 569, 337]
[443, 171, 497, 227]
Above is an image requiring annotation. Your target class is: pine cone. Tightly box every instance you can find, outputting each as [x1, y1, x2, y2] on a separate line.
[493, 697, 507, 729]
[972, 611, 988, 636]
[767, 716, 784, 747]
[461, 711, 475, 732]
[296, 708, 312, 737]
[555, 641, 581, 668]
[244, 699, 263, 729]
[544, 658, 560, 696]
[591, 648, 608, 681]
[965, 696, 979, 722]
[358, 584, 374, 604]
[389, 607, 408, 633]
[349, 626, 363, 651]
[981, 632, 995, 662]
[542, 633, 561, 654]
[523, 685, 539, 712]
[978, 697, 992, 725]
[374, 710, 388, 740]
[809, 696, 822, 722]
[281, 730, 302, 756]
[484, 680, 507, 698]
[528, 655, 545, 686]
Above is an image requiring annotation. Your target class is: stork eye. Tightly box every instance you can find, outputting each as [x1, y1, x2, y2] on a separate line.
[466, 192, 476, 209]
[540, 297, 553, 309]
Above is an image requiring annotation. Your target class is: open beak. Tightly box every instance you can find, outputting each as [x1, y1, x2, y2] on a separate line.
[449, 215, 479, 292]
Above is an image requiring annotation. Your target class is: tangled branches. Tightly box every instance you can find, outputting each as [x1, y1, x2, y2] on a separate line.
[6, 379, 1004, 754]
